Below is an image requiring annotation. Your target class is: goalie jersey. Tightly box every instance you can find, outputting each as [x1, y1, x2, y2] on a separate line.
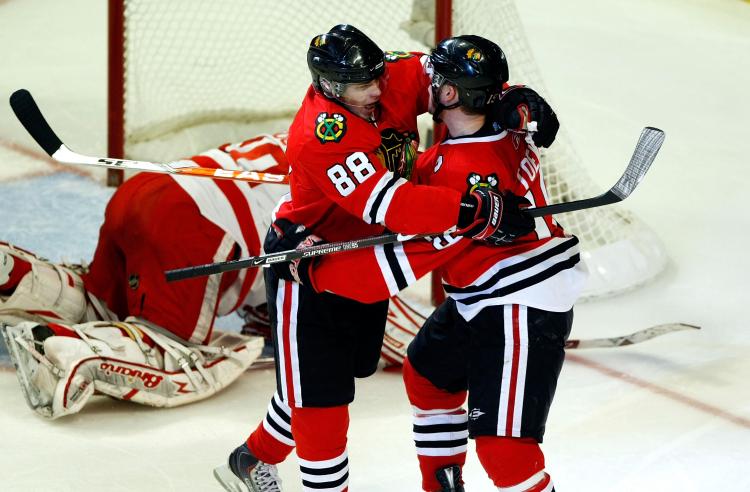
[309, 126, 588, 319]
[277, 53, 463, 242]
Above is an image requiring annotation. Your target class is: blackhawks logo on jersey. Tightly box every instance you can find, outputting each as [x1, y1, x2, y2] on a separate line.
[466, 172, 499, 193]
[375, 128, 419, 179]
[315, 112, 346, 143]
[384, 50, 414, 62]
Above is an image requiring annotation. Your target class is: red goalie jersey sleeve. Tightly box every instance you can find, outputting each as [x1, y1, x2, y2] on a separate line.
[308, 128, 574, 305]
[278, 54, 462, 242]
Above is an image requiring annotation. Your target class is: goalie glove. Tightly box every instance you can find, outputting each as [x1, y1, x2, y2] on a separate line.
[263, 219, 323, 285]
[493, 85, 559, 148]
[457, 187, 535, 245]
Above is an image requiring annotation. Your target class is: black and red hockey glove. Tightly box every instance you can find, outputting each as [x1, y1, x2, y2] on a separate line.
[457, 188, 535, 245]
[263, 219, 323, 285]
[492, 85, 559, 148]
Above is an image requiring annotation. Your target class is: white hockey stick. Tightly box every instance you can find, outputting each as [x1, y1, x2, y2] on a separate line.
[564, 323, 700, 349]
[9, 89, 289, 185]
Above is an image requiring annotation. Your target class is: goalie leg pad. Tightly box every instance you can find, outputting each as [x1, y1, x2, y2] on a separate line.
[3, 320, 263, 418]
[0, 243, 87, 325]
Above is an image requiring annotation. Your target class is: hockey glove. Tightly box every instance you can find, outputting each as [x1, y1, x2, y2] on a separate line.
[492, 85, 559, 148]
[457, 188, 535, 245]
[263, 219, 323, 285]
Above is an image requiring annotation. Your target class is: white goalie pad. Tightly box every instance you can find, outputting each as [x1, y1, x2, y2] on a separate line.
[381, 296, 430, 366]
[0, 243, 87, 326]
[1, 319, 263, 419]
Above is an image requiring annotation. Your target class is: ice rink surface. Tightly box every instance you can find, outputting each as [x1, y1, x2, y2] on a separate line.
[1, 0, 749, 490]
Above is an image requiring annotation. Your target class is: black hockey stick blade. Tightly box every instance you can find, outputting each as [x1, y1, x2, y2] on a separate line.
[526, 126, 665, 218]
[9, 89, 64, 156]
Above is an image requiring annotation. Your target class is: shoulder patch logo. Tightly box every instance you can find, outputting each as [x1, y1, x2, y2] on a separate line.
[384, 50, 413, 62]
[315, 112, 346, 144]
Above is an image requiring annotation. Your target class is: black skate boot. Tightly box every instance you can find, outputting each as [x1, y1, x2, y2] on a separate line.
[213, 442, 282, 492]
[436, 464, 465, 492]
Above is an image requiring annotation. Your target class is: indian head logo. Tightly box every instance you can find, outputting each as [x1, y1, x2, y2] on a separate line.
[315, 112, 346, 144]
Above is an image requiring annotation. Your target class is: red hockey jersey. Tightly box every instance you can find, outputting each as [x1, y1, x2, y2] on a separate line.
[309, 128, 588, 319]
[277, 53, 462, 243]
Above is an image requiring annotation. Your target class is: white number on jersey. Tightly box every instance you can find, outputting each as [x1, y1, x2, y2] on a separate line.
[327, 152, 377, 196]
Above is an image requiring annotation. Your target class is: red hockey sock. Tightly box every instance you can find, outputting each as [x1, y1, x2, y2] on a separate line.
[476, 436, 551, 490]
[246, 420, 294, 465]
[0, 253, 31, 295]
[293, 406, 350, 491]
[403, 358, 468, 491]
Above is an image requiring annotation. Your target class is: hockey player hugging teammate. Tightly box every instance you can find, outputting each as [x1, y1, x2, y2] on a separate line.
[0, 133, 291, 419]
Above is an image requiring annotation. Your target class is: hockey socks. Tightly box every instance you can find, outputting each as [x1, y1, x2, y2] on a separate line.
[292, 405, 350, 492]
[403, 357, 468, 492]
[475, 436, 553, 491]
[247, 393, 295, 464]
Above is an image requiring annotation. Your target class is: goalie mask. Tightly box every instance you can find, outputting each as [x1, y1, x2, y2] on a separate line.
[308, 24, 386, 120]
[429, 35, 509, 120]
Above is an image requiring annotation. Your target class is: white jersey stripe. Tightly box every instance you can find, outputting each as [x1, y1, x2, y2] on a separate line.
[374, 245, 400, 296]
[416, 444, 469, 457]
[393, 242, 417, 286]
[192, 233, 235, 343]
[362, 173, 394, 224]
[512, 305, 529, 436]
[289, 282, 303, 406]
[498, 305, 515, 435]
[374, 177, 407, 225]
[275, 281, 288, 401]
[297, 450, 348, 469]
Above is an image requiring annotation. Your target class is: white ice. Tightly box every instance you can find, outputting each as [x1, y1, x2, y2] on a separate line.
[1, 0, 749, 490]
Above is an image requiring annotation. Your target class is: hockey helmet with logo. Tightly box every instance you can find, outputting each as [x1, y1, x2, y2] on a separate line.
[429, 35, 509, 112]
[307, 24, 386, 98]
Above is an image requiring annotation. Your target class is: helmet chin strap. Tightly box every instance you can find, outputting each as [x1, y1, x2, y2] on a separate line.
[431, 82, 461, 122]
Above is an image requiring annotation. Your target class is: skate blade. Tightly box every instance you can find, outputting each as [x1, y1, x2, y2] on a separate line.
[213, 464, 249, 492]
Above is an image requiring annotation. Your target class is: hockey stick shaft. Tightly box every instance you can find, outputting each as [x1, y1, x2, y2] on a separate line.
[8, 89, 289, 185]
[564, 323, 699, 349]
[165, 126, 664, 281]
[525, 126, 664, 217]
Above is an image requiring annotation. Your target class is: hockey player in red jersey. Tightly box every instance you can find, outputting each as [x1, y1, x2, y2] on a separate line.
[213, 25, 536, 492]
[303, 36, 587, 491]
[0, 134, 290, 418]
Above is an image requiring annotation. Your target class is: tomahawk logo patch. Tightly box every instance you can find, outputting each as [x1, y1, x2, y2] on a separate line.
[376, 128, 419, 179]
[315, 112, 346, 144]
[384, 50, 413, 62]
[467, 172, 499, 193]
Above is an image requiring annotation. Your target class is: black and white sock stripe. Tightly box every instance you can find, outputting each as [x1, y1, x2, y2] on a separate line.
[262, 392, 295, 446]
[362, 172, 406, 225]
[298, 451, 349, 492]
[413, 412, 469, 457]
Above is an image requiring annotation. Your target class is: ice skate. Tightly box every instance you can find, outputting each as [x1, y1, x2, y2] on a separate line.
[436, 464, 465, 492]
[213, 442, 282, 492]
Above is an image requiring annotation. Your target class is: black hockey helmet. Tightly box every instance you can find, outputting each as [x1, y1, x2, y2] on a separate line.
[429, 35, 509, 115]
[307, 24, 386, 99]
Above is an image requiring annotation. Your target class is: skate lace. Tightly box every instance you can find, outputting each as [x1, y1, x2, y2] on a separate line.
[252, 462, 282, 491]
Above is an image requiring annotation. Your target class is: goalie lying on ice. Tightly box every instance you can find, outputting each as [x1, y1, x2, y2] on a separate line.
[0, 133, 290, 418]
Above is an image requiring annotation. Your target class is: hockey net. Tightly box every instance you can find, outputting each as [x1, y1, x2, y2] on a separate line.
[109, 0, 667, 300]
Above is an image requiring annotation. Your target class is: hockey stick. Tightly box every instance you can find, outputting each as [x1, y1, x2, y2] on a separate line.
[165, 126, 664, 282]
[525, 126, 664, 217]
[8, 89, 289, 185]
[564, 323, 700, 349]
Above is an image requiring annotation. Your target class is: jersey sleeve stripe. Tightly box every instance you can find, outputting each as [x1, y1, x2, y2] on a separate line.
[362, 172, 405, 225]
